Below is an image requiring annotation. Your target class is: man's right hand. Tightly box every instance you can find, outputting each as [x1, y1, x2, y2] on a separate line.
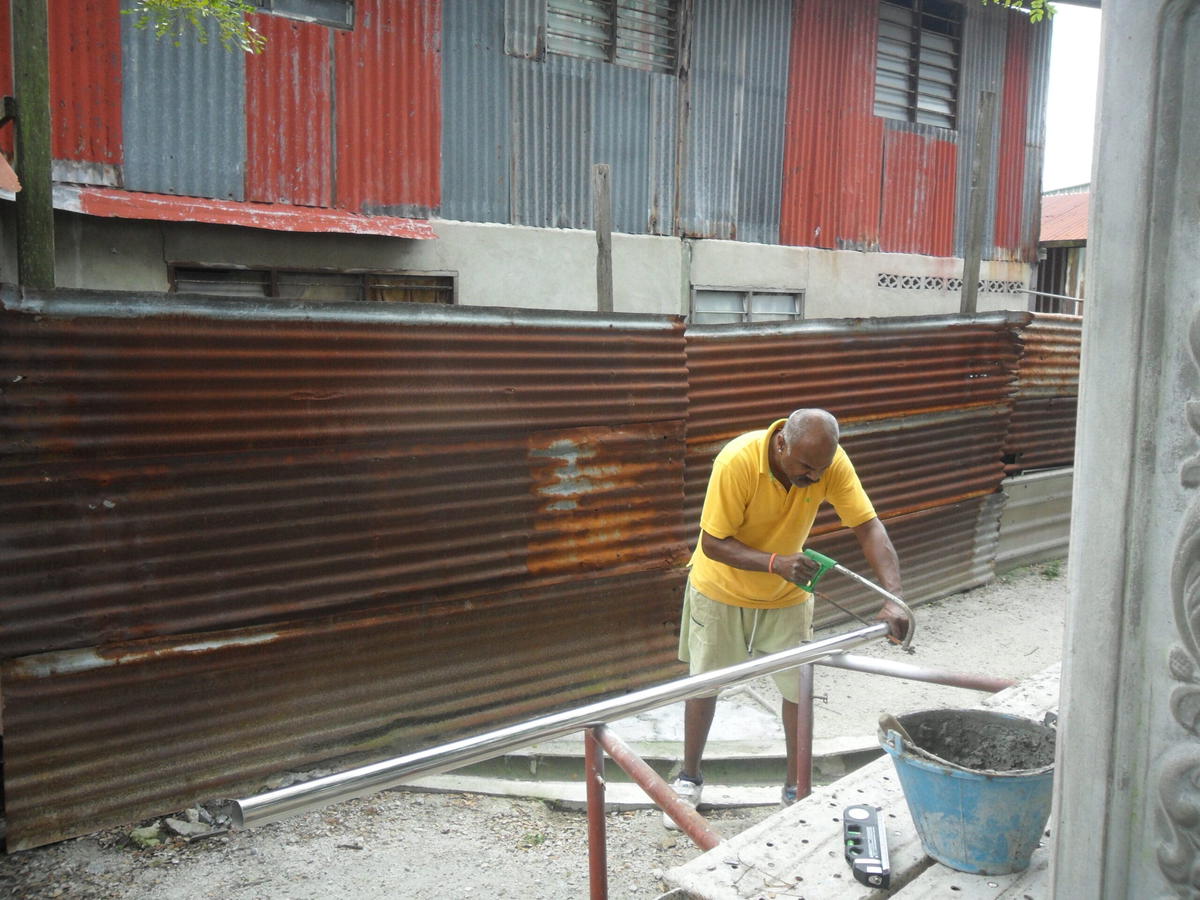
[770, 552, 821, 585]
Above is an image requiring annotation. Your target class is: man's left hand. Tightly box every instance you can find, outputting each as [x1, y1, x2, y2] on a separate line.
[875, 599, 909, 643]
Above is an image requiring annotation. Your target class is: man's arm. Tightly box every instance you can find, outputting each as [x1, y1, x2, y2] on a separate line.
[851, 516, 908, 641]
[700, 531, 821, 582]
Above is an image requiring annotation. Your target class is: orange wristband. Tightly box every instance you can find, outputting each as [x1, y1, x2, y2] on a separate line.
[768, 553, 778, 575]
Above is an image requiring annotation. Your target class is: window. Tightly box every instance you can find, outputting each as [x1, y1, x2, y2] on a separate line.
[256, 0, 354, 29]
[690, 289, 804, 325]
[875, 0, 962, 130]
[171, 266, 455, 304]
[546, 1, 679, 73]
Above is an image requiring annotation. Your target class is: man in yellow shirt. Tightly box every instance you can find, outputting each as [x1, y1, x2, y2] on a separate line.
[666, 408, 907, 824]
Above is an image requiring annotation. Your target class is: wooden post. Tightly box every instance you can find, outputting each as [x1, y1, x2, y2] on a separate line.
[960, 91, 997, 315]
[12, 0, 55, 289]
[593, 163, 613, 313]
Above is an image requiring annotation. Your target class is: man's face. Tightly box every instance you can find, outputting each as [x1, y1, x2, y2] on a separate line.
[774, 431, 836, 488]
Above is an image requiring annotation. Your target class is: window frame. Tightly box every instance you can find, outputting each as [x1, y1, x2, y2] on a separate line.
[689, 287, 806, 325]
[255, 0, 355, 30]
[874, 0, 963, 131]
[169, 264, 457, 305]
[544, 0, 681, 75]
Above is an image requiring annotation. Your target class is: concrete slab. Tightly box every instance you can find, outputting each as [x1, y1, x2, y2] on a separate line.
[662, 663, 1062, 899]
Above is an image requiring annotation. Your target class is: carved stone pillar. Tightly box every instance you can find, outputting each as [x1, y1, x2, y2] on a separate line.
[1051, 1, 1200, 896]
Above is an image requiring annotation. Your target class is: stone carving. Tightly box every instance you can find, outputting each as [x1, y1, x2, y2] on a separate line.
[1162, 311, 1200, 892]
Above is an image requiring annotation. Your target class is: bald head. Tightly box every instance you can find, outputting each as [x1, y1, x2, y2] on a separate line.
[781, 408, 839, 449]
[770, 409, 840, 489]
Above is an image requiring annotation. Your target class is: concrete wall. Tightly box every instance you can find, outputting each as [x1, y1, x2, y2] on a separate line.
[9, 208, 1036, 320]
[1052, 1, 1200, 896]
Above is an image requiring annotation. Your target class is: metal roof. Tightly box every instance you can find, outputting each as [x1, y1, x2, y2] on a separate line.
[1039, 188, 1090, 243]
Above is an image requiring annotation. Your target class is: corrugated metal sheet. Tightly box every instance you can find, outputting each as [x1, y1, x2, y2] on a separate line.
[1019, 16, 1052, 259]
[780, 0, 883, 250]
[680, 0, 791, 242]
[2, 567, 686, 851]
[244, 13, 333, 207]
[444, 0, 676, 232]
[442, 0, 513, 223]
[333, 0, 440, 214]
[811, 495, 1004, 628]
[996, 467, 1072, 571]
[120, 13, 246, 199]
[0, 287, 689, 847]
[685, 312, 1028, 446]
[879, 125, 957, 256]
[48, 0, 122, 165]
[2, 299, 1080, 849]
[993, 13, 1031, 258]
[593, 61, 677, 235]
[683, 314, 1026, 570]
[1004, 312, 1081, 473]
[0, 289, 688, 657]
[511, 57, 594, 228]
[503, 0, 545, 60]
[954, 0, 1006, 258]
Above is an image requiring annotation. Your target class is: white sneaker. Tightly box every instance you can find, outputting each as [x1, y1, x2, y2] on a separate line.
[662, 775, 703, 830]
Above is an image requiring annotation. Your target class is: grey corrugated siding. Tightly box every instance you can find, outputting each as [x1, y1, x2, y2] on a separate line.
[954, 1, 1006, 258]
[443, 0, 676, 233]
[442, 0, 513, 223]
[503, 0, 545, 60]
[680, 0, 791, 242]
[997, 468, 1072, 570]
[1020, 18, 1052, 260]
[120, 16, 245, 200]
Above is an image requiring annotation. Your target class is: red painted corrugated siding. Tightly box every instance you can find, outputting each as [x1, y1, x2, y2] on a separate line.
[334, 0, 441, 212]
[48, 0, 122, 164]
[0, 1, 11, 158]
[995, 16, 1031, 257]
[780, 0, 883, 250]
[245, 14, 333, 207]
[880, 130, 957, 256]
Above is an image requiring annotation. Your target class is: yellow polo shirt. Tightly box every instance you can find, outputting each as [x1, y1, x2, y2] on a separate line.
[688, 419, 876, 609]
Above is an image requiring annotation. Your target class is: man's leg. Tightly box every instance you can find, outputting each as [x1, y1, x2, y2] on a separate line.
[781, 697, 798, 789]
[682, 695, 718, 779]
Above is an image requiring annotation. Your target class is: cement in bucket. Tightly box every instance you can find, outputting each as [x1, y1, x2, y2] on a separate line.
[879, 708, 1055, 875]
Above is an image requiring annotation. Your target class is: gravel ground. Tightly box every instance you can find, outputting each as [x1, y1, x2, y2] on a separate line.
[0, 562, 1068, 900]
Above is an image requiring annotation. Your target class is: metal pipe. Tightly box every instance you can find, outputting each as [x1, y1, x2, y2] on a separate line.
[234, 622, 890, 828]
[796, 664, 814, 801]
[585, 730, 608, 900]
[1022, 288, 1084, 303]
[592, 725, 722, 851]
[815, 653, 1015, 693]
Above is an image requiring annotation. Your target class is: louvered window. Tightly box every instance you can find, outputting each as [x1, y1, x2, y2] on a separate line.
[874, 0, 962, 130]
[171, 267, 455, 304]
[690, 289, 804, 325]
[256, 0, 354, 29]
[546, 0, 679, 73]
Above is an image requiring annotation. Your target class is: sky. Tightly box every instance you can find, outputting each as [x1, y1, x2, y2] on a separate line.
[1041, 5, 1103, 191]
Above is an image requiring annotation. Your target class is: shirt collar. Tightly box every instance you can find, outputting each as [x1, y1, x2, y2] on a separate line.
[760, 419, 788, 477]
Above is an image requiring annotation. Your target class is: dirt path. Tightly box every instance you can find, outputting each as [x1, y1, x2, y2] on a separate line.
[0, 563, 1068, 900]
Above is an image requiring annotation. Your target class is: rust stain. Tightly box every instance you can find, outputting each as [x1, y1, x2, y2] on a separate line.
[526, 422, 689, 575]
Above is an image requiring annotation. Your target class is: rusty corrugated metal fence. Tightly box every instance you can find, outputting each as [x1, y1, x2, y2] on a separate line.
[0, 291, 1079, 849]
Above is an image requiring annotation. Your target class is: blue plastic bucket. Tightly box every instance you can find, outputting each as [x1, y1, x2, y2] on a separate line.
[879, 708, 1055, 875]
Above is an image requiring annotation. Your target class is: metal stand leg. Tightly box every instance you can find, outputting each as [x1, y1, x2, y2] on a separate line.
[797, 663, 814, 800]
[585, 728, 608, 900]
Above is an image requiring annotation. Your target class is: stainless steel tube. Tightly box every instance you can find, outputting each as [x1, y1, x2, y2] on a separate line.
[233, 621, 890, 828]
[816, 652, 1015, 693]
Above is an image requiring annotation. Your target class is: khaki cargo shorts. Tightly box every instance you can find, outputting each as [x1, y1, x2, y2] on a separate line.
[678, 580, 813, 704]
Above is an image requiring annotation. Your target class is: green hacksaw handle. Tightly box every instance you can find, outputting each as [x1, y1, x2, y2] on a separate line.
[796, 548, 838, 592]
